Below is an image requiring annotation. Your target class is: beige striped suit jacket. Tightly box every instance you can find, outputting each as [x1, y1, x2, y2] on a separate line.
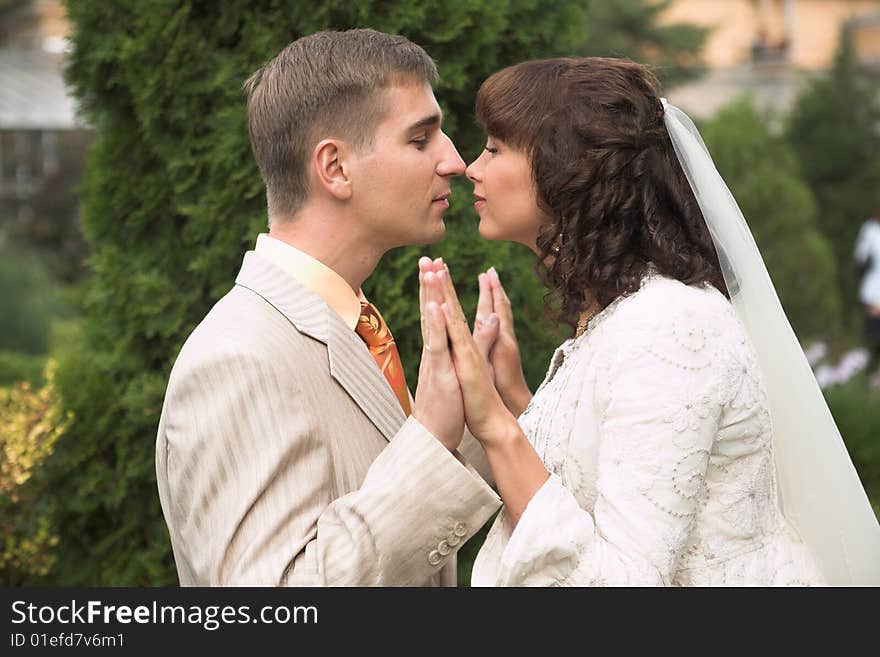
[155, 250, 500, 586]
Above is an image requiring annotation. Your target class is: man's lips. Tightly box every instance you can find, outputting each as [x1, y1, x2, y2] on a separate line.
[432, 192, 451, 208]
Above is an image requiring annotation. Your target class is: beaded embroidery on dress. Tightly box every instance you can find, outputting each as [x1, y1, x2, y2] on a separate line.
[472, 273, 825, 587]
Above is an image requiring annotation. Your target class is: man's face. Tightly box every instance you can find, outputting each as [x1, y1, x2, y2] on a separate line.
[347, 82, 465, 249]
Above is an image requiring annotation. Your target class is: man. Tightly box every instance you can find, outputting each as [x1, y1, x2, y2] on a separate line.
[155, 29, 500, 586]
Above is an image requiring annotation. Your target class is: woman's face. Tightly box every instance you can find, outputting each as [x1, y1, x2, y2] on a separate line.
[466, 136, 550, 252]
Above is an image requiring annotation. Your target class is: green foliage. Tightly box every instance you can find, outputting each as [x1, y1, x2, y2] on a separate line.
[0, 360, 71, 585]
[824, 379, 880, 512]
[45, 0, 589, 586]
[0, 351, 45, 388]
[701, 98, 843, 342]
[0, 243, 59, 355]
[786, 27, 880, 322]
[580, 0, 708, 86]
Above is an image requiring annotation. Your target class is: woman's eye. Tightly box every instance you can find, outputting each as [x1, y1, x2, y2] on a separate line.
[485, 146, 498, 154]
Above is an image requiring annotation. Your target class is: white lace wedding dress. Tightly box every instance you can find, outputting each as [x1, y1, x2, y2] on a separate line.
[471, 273, 825, 586]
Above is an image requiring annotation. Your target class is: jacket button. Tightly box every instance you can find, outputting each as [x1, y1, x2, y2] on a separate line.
[428, 550, 442, 566]
[447, 534, 461, 547]
[438, 540, 451, 556]
[453, 522, 467, 537]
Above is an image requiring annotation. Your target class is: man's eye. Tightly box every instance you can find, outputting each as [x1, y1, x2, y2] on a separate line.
[412, 136, 429, 150]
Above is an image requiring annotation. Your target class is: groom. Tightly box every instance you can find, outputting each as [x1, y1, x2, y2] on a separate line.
[155, 29, 499, 586]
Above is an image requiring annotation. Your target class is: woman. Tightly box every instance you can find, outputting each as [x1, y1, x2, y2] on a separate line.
[417, 57, 880, 585]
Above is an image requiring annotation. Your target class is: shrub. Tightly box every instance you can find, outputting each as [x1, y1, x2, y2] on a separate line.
[0, 360, 71, 584]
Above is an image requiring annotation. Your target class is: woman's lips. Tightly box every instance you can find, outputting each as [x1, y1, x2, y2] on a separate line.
[473, 194, 486, 210]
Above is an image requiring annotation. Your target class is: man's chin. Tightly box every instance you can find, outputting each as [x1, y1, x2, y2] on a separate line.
[422, 218, 447, 244]
[394, 220, 446, 248]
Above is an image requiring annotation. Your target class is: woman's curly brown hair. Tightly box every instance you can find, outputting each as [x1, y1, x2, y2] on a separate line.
[475, 57, 728, 332]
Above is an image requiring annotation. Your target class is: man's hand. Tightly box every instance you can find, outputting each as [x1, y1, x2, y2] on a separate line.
[413, 257, 465, 451]
[426, 264, 520, 447]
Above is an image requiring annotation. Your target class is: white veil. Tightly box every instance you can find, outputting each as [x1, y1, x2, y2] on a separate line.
[661, 99, 880, 585]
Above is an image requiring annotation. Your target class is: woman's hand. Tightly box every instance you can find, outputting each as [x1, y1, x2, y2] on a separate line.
[473, 267, 532, 417]
[421, 263, 521, 448]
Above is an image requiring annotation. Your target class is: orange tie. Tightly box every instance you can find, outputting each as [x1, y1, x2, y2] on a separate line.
[355, 301, 412, 416]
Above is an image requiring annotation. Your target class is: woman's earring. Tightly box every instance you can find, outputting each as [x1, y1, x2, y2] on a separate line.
[552, 232, 563, 254]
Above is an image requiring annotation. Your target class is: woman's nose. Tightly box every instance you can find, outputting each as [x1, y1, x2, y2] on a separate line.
[466, 156, 482, 183]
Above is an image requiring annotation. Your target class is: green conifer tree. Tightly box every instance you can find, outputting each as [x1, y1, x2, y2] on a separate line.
[579, 0, 708, 85]
[703, 98, 843, 342]
[786, 26, 880, 324]
[46, 0, 588, 585]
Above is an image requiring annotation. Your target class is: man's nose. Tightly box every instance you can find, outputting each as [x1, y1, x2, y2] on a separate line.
[437, 133, 466, 177]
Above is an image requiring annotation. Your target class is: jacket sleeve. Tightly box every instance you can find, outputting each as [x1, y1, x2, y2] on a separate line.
[156, 351, 500, 586]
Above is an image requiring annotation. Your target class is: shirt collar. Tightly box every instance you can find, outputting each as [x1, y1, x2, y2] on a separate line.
[254, 233, 364, 331]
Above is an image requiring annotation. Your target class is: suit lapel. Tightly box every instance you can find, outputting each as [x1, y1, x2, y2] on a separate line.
[324, 313, 407, 441]
[235, 251, 406, 441]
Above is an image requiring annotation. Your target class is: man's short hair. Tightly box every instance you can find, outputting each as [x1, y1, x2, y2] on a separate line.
[245, 29, 438, 222]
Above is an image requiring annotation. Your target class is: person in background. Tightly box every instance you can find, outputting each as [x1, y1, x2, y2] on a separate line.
[855, 209, 880, 387]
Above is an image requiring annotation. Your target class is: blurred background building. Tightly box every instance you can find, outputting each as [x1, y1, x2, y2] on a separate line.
[0, 0, 88, 281]
[661, 0, 880, 117]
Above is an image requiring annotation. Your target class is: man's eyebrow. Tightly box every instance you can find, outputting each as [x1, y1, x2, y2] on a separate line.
[406, 113, 442, 132]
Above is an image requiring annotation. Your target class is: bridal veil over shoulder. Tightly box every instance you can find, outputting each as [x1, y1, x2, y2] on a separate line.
[661, 99, 880, 585]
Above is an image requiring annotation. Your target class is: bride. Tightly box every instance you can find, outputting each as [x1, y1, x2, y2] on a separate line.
[417, 57, 880, 586]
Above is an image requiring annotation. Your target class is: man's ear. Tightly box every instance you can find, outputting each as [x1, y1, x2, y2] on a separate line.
[312, 139, 352, 201]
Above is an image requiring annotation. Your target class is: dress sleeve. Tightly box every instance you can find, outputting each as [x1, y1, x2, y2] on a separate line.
[490, 301, 723, 586]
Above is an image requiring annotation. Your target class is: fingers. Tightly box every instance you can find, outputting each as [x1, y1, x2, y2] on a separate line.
[441, 299, 481, 365]
[421, 259, 501, 347]
[475, 272, 494, 326]
[473, 312, 499, 361]
[419, 272, 427, 339]
[418, 257, 433, 345]
[424, 270, 445, 308]
[425, 301, 449, 357]
[488, 267, 514, 329]
[420, 271, 451, 358]
[436, 267, 468, 330]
